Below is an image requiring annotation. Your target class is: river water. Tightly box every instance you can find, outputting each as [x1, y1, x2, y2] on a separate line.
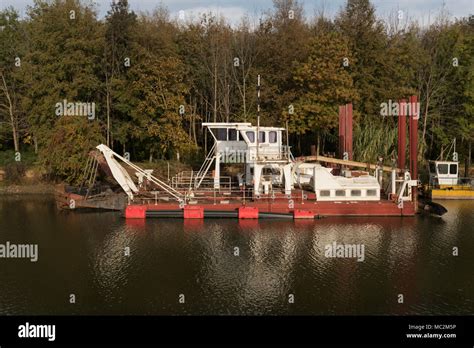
[0, 195, 472, 315]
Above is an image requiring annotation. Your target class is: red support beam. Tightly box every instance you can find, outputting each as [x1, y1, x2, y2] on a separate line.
[409, 95, 419, 213]
[398, 99, 407, 170]
[409, 98, 413, 175]
[409, 95, 418, 179]
[338, 105, 345, 158]
[338, 103, 353, 160]
[413, 96, 418, 179]
[345, 103, 353, 160]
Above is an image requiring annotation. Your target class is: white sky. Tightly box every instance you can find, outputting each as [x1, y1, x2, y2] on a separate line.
[1, 0, 473, 26]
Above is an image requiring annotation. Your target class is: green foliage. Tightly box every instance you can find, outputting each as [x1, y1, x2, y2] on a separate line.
[103, 0, 137, 147]
[288, 32, 357, 137]
[256, 0, 310, 126]
[0, 0, 473, 183]
[128, 54, 194, 156]
[125, 12, 196, 160]
[40, 117, 104, 183]
[353, 122, 398, 164]
[19, 0, 102, 153]
[0, 149, 37, 166]
[4, 162, 26, 184]
[336, 0, 387, 119]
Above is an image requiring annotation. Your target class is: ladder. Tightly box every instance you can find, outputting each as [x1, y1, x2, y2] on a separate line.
[79, 154, 99, 199]
[194, 142, 216, 190]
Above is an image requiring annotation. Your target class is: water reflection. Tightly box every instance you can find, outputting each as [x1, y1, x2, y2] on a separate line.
[91, 225, 135, 304]
[0, 195, 473, 315]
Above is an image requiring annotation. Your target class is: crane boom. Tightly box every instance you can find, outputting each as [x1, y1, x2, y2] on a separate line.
[96, 144, 184, 203]
[296, 155, 402, 173]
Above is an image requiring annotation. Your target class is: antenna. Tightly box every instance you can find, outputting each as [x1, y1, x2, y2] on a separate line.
[256, 74, 260, 161]
[286, 118, 289, 161]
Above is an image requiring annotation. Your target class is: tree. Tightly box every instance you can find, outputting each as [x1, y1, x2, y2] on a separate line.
[256, 0, 310, 127]
[289, 31, 358, 154]
[456, 17, 474, 173]
[232, 16, 259, 121]
[21, 0, 103, 176]
[336, 0, 388, 118]
[126, 12, 194, 161]
[43, 116, 103, 183]
[103, 0, 136, 149]
[0, 8, 25, 153]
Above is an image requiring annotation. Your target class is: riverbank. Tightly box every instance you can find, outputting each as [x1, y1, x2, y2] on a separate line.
[0, 163, 54, 194]
[0, 158, 191, 196]
[0, 183, 55, 195]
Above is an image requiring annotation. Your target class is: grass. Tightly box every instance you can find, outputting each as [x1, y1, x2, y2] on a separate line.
[0, 149, 38, 167]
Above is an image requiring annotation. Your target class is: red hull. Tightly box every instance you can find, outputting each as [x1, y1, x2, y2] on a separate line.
[124, 200, 416, 219]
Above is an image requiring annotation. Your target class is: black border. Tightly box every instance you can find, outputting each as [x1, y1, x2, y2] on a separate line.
[0, 315, 473, 345]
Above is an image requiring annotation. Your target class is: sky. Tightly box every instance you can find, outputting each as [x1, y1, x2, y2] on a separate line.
[1, 0, 473, 26]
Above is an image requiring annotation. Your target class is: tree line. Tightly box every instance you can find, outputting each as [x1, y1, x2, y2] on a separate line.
[0, 0, 473, 183]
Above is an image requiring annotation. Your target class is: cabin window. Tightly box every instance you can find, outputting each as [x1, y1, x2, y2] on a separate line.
[246, 131, 255, 143]
[351, 190, 361, 197]
[335, 190, 345, 197]
[438, 164, 449, 175]
[228, 128, 238, 141]
[367, 189, 377, 196]
[449, 164, 457, 175]
[258, 131, 266, 143]
[212, 128, 227, 141]
[269, 131, 277, 143]
[320, 190, 331, 197]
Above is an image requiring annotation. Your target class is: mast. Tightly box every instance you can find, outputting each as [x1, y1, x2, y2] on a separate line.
[256, 74, 260, 161]
[286, 119, 289, 161]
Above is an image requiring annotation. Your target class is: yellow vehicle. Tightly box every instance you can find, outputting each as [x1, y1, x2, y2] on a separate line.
[427, 160, 474, 200]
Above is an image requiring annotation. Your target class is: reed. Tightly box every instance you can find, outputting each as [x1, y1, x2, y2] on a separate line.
[353, 121, 398, 165]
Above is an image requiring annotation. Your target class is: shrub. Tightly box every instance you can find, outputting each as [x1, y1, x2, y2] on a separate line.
[4, 162, 26, 184]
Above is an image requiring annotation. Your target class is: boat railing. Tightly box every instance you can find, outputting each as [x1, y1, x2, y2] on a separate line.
[171, 171, 233, 192]
[137, 187, 318, 206]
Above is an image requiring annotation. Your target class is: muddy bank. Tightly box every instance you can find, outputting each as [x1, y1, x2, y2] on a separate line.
[0, 165, 55, 194]
[0, 183, 55, 195]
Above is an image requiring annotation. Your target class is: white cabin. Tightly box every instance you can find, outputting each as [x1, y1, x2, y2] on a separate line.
[293, 163, 380, 201]
[202, 122, 293, 195]
[429, 160, 459, 186]
[204, 122, 290, 162]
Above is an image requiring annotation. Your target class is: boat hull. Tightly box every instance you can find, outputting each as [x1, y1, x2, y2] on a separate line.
[124, 200, 416, 219]
[428, 189, 474, 200]
[55, 184, 127, 211]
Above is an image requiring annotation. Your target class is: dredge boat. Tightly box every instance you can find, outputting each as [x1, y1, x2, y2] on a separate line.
[56, 97, 441, 219]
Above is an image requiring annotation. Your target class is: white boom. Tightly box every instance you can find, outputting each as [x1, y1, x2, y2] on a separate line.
[96, 144, 184, 203]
